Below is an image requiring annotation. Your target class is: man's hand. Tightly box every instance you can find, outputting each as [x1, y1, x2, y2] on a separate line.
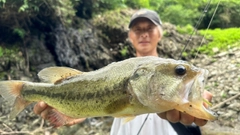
[158, 90, 212, 126]
[33, 101, 86, 126]
[34, 101, 51, 119]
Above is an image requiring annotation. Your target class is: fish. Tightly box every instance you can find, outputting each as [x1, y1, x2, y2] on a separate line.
[0, 56, 217, 127]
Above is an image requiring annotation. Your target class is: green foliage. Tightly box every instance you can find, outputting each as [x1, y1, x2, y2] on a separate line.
[0, 0, 6, 4]
[149, 0, 163, 10]
[0, 45, 24, 80]
[0, 46, 3, 57]
[93, 0, 162, 12]
[53, 0, 76, 25]
[92, 8, 130, 44]
[93, 0, 126, 13]
[181, 52, 188, 57]
[159, 4, 200, 26]
[13, 28, 26, 39]
[0, 0, 6, 8]
[19, 0, 29, 12]
[176, 24, 195, 35]
[199, 0, 240, 28]
[125, 0, 150, 8]
[120, 46, 128, 57]
[1, 0, 75, 24]
[92, 8, 130, 30]
[0, 46, 19, 58]
[2, 0, 240, 28]
[199, 28, 240, 55]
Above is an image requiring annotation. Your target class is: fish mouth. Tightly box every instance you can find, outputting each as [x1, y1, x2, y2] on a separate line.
[198, 69, 218, 120]
[176, 68, 218, 121]
[200, 102, 218, 120]
[175, 101, 218, 121]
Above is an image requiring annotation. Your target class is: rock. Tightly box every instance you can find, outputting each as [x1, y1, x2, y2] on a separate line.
[228, 102, 240, 111]
[228, 90, 239, 95]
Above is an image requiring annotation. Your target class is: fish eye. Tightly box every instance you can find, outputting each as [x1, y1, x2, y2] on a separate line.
[175, 65, 186, 76]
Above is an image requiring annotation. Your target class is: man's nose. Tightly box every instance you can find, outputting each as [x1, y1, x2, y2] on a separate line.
[141, 31, 149, 38]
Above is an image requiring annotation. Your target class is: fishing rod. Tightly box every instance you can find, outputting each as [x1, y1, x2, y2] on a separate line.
[178, 0, 212, 60]
[137, 0, 221, 134]
[194, 0, 222, 59]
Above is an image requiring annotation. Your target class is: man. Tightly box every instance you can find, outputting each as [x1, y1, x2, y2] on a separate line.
[110, 9, 211, 135]
[34, 9, 212, 135]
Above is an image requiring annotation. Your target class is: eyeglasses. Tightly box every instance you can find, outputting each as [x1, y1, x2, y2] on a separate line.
[131, 26, 156, 34]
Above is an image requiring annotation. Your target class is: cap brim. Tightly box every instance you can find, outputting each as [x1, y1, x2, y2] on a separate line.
[128, 17, 159, 28]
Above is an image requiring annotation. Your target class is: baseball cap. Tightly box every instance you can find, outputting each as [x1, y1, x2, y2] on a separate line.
[128, 9, 162, 28]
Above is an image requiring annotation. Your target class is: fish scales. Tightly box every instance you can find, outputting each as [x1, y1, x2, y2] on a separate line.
[0, 56, 218, 127]
[21, 58, 156, 118]
[21, 80, 133, 118]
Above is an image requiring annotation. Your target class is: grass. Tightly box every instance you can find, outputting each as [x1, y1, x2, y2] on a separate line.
[176, 24, 195, 35]
[199, 28, 240, 55]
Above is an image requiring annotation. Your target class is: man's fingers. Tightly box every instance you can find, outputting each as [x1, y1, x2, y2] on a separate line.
[158, 109, 180, 123]
[180, 112, 194, 125]
[179, 90, 211, 126]
[203, 90, 212, 101]
[194, 118, 208, 126]
[33, 101, 54, 120]
[157, 112, 167, 120]
[33, 101, 48, 115]
[166, 109, 180, 123]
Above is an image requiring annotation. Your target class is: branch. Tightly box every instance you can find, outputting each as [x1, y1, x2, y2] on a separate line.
[211, 92, 240, 110]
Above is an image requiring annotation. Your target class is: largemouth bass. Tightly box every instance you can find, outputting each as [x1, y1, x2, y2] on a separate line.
[0, 56, 217, 127]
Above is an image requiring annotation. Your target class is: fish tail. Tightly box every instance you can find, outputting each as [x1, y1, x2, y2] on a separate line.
[0, 81, 32, 119]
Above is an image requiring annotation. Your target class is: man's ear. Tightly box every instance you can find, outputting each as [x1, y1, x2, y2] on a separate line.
[158, 35, 161, 41]
[158, 31, 162, 42]
[158, 26, 163, 41]
[128, 31, 133, 43]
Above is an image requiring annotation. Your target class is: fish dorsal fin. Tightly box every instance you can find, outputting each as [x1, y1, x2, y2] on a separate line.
[38, 67, 82, 84]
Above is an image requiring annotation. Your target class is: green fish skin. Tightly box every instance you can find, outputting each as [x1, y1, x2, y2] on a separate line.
[0, 56, 217, 127]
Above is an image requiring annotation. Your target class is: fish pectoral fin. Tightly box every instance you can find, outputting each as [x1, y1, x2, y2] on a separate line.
[48, 109, 85, 128]
[114, 114, 136, 124]
[123, 116, 136, 124]
[38, 67, 83, 84]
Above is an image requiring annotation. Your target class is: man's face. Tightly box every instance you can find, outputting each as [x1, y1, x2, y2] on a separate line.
[129, 18, 161, 56]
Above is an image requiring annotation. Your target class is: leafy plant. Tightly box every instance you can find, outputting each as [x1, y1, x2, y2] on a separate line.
[0, 0, 6, 8]
[0, 46, 3, 57]
[199, 28, 240, 55]
[125, 0, 150, 9]
[181, 52, 188, 57]
[13, 28, 26, 39]
[0, 45, 19, 58]
[19, 0, 29, 12]
[120, 46, 128, 57]
[176, 24, 195, 34]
